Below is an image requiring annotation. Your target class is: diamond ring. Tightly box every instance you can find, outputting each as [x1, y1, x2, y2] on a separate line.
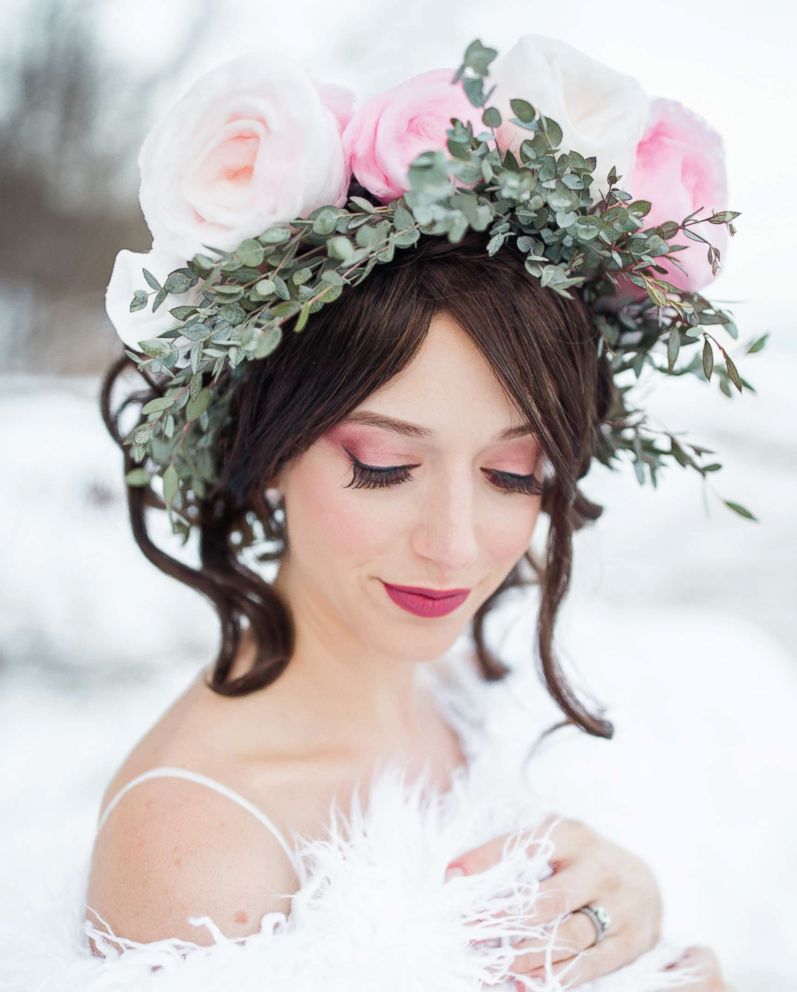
[573, 903, 612, 946]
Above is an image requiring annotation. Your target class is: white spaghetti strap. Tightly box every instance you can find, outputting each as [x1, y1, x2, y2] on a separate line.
[96, 765, 299, 867]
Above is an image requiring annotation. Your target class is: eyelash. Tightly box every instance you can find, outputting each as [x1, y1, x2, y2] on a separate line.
[343, 450, 544, 497]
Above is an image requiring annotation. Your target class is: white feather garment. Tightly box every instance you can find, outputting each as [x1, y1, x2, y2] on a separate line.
[0, 648, 703, 992]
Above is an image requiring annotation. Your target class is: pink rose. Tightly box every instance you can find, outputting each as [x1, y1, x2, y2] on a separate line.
[138, 52, 356, 260]
[342, 67, 484, 203]
[623, 97, 729, 295]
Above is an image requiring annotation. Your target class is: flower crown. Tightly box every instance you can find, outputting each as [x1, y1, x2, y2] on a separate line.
[105, 34, 766, 543]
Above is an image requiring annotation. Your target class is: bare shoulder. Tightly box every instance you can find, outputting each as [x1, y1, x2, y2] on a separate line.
[85, 668, 303, 948]
[85, 770, 300, 950]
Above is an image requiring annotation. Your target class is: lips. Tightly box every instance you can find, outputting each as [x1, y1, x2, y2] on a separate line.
[381, 581, 470, 618]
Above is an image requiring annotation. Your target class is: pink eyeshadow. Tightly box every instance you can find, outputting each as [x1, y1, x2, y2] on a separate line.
[324, 424, 412, 464]
[324, 423, 540, 470]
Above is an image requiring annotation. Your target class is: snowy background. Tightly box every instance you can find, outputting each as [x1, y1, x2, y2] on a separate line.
[1, 1, 796, 989]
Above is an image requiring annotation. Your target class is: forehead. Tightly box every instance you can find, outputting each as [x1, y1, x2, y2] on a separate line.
[347, 312, 533, 438]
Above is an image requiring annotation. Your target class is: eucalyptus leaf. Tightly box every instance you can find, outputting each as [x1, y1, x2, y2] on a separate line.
[162, 463, 179, 507]
[130, 291, 148, 313]
[186, 387, 212, 422]
[311, 208, 340, 236]
[327, 236, 354, 261]
[725, 353, 743, 392]
[164, 272, 193, 294]
[236, 239, 265, 267]
[541, 116, 563, 148]
[723, 499, 757, 521]
[218, 304, 246, 325]
[294, 302, 311, 332]
[142, 268, 161, 291]
[139, 338, 172, 359]
[482, 106, 501, 128]
[348, 195, 375, 214]
[702, 339, 714, 380]
[271, 301, 301, 319]
[170, 305, 198, 320]
[151, 288, 168, 312]
[252, 278, 277, 299]
[142, 395, 176, 414]
[254, 324, 282, 358]
[667, 327, 680, 370]
[259, 226, 292, 245]
[509, 98, 535, 123]
[124, 467, 151, 487]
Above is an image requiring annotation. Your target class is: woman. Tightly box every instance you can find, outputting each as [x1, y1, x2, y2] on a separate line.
[1, 30, 748, 991]
[85, 227, 730, 990]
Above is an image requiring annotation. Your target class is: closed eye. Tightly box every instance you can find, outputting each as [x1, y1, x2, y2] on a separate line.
[342, 449, 543, 497]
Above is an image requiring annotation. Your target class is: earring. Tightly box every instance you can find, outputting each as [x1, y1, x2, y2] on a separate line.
[265, 486, 283, 509]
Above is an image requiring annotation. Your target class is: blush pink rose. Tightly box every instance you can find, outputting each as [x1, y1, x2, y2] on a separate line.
[138, 52, 355, 260]
[622, 97, 729, 296]
[342, 67, 484, 203]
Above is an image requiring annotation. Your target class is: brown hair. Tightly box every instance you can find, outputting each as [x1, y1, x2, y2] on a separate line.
[100, 226, 617, 737]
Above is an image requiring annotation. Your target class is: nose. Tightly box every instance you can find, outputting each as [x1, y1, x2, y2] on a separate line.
[411, 468, 480, 574]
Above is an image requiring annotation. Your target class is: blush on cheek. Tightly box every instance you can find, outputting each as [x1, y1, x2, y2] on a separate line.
[302, 472, 389, 557]
[492, 502, 541, 563]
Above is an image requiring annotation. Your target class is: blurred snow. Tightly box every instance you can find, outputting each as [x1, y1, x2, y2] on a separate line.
[0, 373, 217, 679]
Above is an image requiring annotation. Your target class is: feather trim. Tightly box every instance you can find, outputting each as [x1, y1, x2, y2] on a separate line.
[0, 647, 701, 991]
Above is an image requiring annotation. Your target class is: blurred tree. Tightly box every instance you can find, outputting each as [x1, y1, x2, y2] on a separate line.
[0, 0, 215, 371]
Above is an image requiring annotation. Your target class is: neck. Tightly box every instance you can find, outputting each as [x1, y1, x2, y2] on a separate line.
[214, 563, 442, 763]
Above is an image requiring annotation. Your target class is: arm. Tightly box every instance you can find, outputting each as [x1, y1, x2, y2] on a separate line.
[85, 776, 299, 953]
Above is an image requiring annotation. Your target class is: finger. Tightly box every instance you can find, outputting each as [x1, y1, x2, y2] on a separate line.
[499, 910, 599, 972]
[517, 814, 591, 873]
[521, 858, 657, 951]
[474, 862, 606, 934]
[450, 814, 603, 880]
[465, 862, 620, 948]
[529, 864, 598, 922]
[663, 946, 725, 991]
[445, 815, 566, 879]
[534, 815, 602, 869]
[519, 932, 632, 986]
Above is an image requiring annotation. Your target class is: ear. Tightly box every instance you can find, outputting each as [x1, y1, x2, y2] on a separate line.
[263, 468, 284, 491]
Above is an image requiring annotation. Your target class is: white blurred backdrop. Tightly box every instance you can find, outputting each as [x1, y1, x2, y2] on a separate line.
[0, 1, 795, 989]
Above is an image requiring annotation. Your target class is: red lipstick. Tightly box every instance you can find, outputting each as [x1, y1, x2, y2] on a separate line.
[381, 581, 470, 618]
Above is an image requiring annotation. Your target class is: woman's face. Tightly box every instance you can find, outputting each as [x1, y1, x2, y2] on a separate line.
[272, 311, 545, 662]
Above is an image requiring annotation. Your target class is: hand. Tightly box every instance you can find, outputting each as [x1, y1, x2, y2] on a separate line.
[664, 945, 734, 991]
[444, 813, 663, 987]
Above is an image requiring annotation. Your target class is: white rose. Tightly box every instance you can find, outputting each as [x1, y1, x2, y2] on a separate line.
[138, 52, 355, 260]
[105, 247, 202, 351]
[489, 34, 650, 195]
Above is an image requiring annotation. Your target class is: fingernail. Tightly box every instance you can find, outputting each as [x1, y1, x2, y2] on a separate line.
[664, 947, 691, 970]
[445, 864, 466, 882]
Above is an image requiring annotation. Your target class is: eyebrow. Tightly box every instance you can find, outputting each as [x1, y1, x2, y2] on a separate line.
[340, 411, 536, 443]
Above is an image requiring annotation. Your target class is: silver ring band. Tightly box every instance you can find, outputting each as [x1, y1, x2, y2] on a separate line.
[573, 903, 611, 946]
